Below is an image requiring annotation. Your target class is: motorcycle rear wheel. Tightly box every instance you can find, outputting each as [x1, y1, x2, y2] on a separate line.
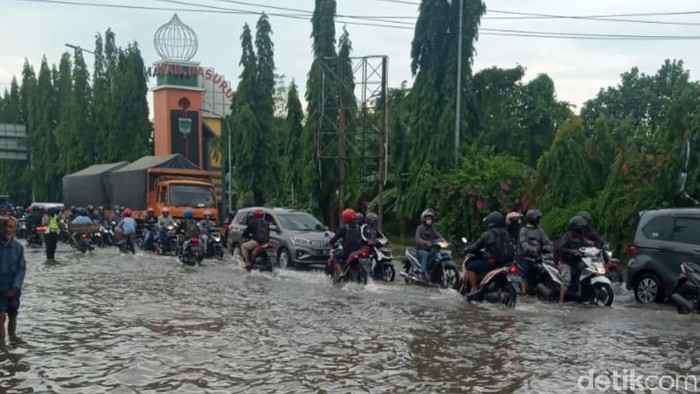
[503, 283, 518, 308]
[382, 263, 396, 282]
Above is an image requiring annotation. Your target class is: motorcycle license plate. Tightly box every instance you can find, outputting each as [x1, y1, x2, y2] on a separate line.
[508, 274, 522, 283]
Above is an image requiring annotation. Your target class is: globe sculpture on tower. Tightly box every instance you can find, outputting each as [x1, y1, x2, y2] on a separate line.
[154, 13, 198, 62]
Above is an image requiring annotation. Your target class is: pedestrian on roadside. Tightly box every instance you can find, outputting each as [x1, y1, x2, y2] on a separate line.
[0, 215, 26, 343]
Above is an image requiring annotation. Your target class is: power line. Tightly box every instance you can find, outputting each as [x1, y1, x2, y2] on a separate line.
[14, 0, 700, 40]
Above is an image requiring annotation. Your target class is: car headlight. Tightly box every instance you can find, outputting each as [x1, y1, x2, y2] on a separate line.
[597, 267, 606, 275]
[290, 237, 312, 247]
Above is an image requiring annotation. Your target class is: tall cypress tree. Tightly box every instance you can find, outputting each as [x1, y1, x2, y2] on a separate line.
[30, 58, 60, 200]
[305, 0, 338, 223]
[71, 48, 93, 168]
[284, 81, 304, 206]
[253, 13, 276, 205]
[231, 23, 259, 207]
[93, 33, 110, 162]
[54, 52, 75, 174]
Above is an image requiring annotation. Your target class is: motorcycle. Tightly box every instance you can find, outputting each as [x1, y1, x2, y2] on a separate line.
[325, 245, 369, 285]
[367, 238, 395, 282]
[117, 234, 137, 255]
[536, 246, 614, 306]
[141, 225, 158, 252]
[603, 245, 624, 284]
[459, 238, 518, 307]
[401, 240, 460, 289]
[17, 217, 28, 239]
[27, 227, 44, 248]
[180, 236, 204, 266]
[670, 261, 700, 314]
[156, 224, 179, 256]
[98, 224, 114, 247]
[76, 232, 94, 254]
[203, 229, 225, 260]
[247, 241, 275, 273]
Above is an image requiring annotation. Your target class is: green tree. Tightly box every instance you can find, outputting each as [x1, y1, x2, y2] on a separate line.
[54, 52, 75, 174]
[93, 32, 110, 162]
[29, 58, 60, 201]
[305, 0, 339, 223]
[283, 81, 305, 206]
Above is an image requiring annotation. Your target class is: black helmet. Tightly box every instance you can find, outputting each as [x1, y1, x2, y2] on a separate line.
[366, 212, 378, 226]
[421, 209, 435, 223]
[356, 213, 364, 224]
[77, 207, 89, 216]
[70, 205, 76, 213]
[568, 215, 587, 232]
[48, 207, 57, 215]
[577, 211, 593, 226]
[525, 209, 543, 225]
[484, 211, 505, 228]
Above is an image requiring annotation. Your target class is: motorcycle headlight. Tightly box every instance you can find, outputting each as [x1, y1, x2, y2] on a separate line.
[290, 237, 312, 247]
[597, 267, 606, 275]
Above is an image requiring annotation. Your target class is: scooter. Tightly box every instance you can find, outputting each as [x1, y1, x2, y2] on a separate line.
[401, 240, 460, 289]
[117, 234, 137, 255]
[156, 224, 179, 256]
[459, 238, 518, 308]
[537, 246, 614, 306]
[247, 241, 275, 273]
[76, 232, 94, 254]
[203, 229, 225, 260]
[670, 261, 700, 314]
[180, 236, 204, 266]
[367, 238, 395, 282]
[27, 227, 44, 248]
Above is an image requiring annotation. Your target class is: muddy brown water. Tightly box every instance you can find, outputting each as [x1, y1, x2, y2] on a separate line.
[0, 245, 698, 393]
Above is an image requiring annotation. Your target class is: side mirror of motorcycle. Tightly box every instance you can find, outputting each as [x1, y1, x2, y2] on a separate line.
[461, 237, 468, 244]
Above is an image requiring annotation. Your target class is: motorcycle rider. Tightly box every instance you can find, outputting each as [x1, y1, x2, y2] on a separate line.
[115, 208, 137, 245]
[157, 207, 176, 246]
[328, 209, 363, 278]
[111, 206, 122, 226]
[240, 209, 270, 269]
[70, 208, 93, 246]
[506, 211, 524, 244]
[576, 210, 610, 263]
[27, 206, 42, 233]
[356, 213, 365, 227]
[464, 211, 513, 294]
[86, 205, 96, 221]
[177, 209, 201, 255]
[415, 209, 442, 281]
[558, 216, 588, 304]
[361, 212, 388, 277]
[142, 208, 159, 251]
[518, 209, 552, 295]
[198, 210, 217, 256]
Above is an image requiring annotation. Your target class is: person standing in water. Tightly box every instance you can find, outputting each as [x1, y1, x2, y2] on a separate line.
[0, 216, 26, 343]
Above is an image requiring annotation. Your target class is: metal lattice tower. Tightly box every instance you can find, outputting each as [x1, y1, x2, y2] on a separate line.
[154, 14, 199, 62]
[318, 56, 389, 227]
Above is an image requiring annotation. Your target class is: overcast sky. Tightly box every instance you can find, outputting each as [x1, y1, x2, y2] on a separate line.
[2, 0, 700, 112]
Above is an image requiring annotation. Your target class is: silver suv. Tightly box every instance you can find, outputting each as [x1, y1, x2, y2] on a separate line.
[228, 207, 334, 268]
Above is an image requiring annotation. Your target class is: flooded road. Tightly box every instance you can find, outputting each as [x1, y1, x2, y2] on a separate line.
[1, 245, 699, 393]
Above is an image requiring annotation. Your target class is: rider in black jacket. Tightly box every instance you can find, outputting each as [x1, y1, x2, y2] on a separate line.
[464, 211, 510, 294]
[329, 209, 363, 277]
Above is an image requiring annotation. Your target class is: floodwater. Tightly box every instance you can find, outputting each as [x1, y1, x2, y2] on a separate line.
[1, 245, 699, 393]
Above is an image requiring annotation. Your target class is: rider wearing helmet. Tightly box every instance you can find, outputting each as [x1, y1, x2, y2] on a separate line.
[198, 210, 217, 256]
[115, 208, 137, 242]
[157, 207, 176, 244]
[177, 208, 200, 238]
[70, 208, 94, 246]
[240, 208, 270, 269]
[415, 209, 443, 278]
[111, 206, 123, 225]
[558, 215, 588, 304]
[142, 208, 159, 250]
[356, 213, 365, 227]
[506, 211, 524, 243]
[328, 209, 363, 277]
[361, 212, 385, 247]
[463, 211, 511, 293]
[518, 209, 552, 295]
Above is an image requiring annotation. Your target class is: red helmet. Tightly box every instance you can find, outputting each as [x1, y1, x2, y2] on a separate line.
[123, 208, 132, 217]
[162, 207, 170, 213]
[147, 207, 155, 213]
[253, 208, 264, 219]
[27, 206, 33, 213]
[342, 209, 356, 224]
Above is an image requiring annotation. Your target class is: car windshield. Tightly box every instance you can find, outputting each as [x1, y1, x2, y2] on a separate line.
[276, 213, 325, 232]
[169, 185, 215, 207]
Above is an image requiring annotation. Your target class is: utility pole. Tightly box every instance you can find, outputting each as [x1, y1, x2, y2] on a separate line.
[338, 59, 347, 222]
[378, 56, 388, 230]
[454, 0, 464, 164]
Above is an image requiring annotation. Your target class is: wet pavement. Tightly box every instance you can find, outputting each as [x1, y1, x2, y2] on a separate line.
[1, 244, 699, 393]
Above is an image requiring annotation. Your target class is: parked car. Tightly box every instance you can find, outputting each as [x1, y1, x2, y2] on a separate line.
[228, 207, 334, 268]
[627, 208, 700, 304]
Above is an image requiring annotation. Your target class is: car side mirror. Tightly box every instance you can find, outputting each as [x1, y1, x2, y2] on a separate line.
[325, 226, 330, 231]
[270, 224, 280, 233]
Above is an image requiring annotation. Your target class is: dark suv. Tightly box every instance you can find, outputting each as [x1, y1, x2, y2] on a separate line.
[228, 207, 334, 268]
[626, 208, 700, 304]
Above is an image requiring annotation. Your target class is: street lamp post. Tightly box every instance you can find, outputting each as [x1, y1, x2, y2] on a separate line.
[454, 0, 464, 164]
[65, 43, 113, 96]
